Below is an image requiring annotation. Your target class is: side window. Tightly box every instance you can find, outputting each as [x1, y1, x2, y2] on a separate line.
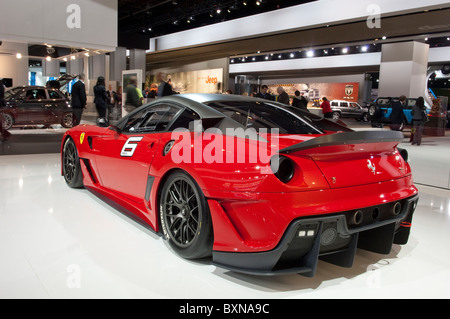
[331, 102, 339, 107]
[168, 108, 200, 131]
[340, 102, 348, 107]
[122, 104, 181, 133]
[350, 103, 359, 108]
[25, 89, 46, 100]
[48, 90, 63, 100]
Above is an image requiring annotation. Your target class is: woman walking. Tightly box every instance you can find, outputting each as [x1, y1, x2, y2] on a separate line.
[411, 96, 426, 145]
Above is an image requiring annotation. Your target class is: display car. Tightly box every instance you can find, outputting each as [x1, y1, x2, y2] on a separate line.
[368, 96, 430, 129]
[61, 94, 418, 276]
[1, 85, 73, 130]
[329, 100, 369, 121]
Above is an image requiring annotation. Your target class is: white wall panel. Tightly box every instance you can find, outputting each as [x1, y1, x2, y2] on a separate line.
[0, 0, 117, 50]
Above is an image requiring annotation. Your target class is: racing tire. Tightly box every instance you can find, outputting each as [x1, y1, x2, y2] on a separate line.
[62, 138, 84, 188]
[2, 113, 14, 130]
[61, 113, 73, 128]
[159, 171, 213, 259]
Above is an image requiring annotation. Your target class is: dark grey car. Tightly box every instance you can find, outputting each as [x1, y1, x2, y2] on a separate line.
[1, 86, 73, 130]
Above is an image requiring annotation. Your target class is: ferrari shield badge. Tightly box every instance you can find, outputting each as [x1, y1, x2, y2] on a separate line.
[80, 132, 85, 145]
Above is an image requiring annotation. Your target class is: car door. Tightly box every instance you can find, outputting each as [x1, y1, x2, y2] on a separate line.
[42, 89, 64, 124]
[21, 88, 47, 125]
[93, 103, 183, 202]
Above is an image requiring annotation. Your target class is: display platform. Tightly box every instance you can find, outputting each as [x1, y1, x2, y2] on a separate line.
[1, 125, 450, 299]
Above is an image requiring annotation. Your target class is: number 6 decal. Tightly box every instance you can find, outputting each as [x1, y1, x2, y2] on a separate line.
[121, 136, 143, 157]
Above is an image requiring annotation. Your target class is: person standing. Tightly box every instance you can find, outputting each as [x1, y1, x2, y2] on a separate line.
[320, 97, 332, 118]
[157, 72, 173, 97]
[276, 86, 290, 105]
[70, 74, 86, 126]
[106, 84, 117, 119]
[93, 76, 108, 119]
[292, 90, 309, 111]
[255, 85, 273, 100]
[411, 96, 426, 145]
[125, 77, 142, 112]
[390, 95, 406, 131]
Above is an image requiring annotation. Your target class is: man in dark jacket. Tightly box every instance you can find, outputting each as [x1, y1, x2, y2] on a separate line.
[71, 74, 86, 126]
[276, 86, 290, 105]
[255, 85, 273, 100]
[390, 95, 406, 131]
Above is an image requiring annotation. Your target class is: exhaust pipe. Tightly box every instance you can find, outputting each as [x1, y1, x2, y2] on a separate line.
[351, 210, 364, 225]
[392, 202, 402, 216]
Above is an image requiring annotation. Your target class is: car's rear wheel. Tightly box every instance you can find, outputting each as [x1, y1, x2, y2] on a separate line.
[332, 111, 341, 120]
[159, 171, 213, 259]
[62, 138, 83, 188]
[2, 113, 14, 130]
[61, 113, 73, 128]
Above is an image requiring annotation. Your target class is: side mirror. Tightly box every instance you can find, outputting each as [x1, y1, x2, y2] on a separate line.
[96, 117, 109, 127]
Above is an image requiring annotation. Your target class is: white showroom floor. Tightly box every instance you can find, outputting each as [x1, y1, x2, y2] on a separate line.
[0, 128, 450, 299]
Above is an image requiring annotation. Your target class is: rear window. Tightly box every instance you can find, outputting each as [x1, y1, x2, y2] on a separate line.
[206, 101, 323, 135]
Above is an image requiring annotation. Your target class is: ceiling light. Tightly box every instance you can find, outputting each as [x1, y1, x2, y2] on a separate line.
[256, 1, 261, 5]
[216, 9, 221, 14]
[342, 47, 348, 54]
[290, 53, 295, 58]
[306, 50, 314, 57]
[16, 53, 22, 59]
[361, 45, 368, 52]
[382, 36, 387, 40]
[46, 56, 51, 61]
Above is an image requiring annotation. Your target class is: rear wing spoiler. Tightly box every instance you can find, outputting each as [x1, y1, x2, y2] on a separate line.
[279, 131, 404, 154]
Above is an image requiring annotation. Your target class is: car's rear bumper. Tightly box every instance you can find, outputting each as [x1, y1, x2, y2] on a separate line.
[212, 193, 418, 276]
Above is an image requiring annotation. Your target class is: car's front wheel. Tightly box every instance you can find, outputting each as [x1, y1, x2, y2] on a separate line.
[62, 138, 84, 188]
[2, 113, 14, 130]
[159, 171, 213, 259]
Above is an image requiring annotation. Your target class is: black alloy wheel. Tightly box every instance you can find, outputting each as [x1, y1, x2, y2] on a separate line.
[62, 138, 83, 188]
[62, 113, 73, 128]
[160, 171, 213, 259]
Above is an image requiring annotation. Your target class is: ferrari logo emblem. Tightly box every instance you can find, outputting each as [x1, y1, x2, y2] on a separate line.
[80, 132, 85, 145]
[367, 159, 376, 175]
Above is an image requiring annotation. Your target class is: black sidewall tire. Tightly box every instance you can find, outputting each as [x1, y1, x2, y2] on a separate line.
[62, 138, 84, 188]
[160, 171, 213, 259]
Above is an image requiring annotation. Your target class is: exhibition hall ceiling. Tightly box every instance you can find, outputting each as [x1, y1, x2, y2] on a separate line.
[118, 0, 315, 37]
[142, 6, 450, 74]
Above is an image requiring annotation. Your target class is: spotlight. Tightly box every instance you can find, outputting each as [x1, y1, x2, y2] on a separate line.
[306, 50, 314, 57]
[361, 45, 368, 52]
[342, 47, 348, 54]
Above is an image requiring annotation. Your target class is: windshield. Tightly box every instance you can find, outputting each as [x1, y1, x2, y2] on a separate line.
[206, 101, 324, 135]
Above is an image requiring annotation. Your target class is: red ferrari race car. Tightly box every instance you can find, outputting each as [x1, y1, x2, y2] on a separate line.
[61, 94, 418, 276]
